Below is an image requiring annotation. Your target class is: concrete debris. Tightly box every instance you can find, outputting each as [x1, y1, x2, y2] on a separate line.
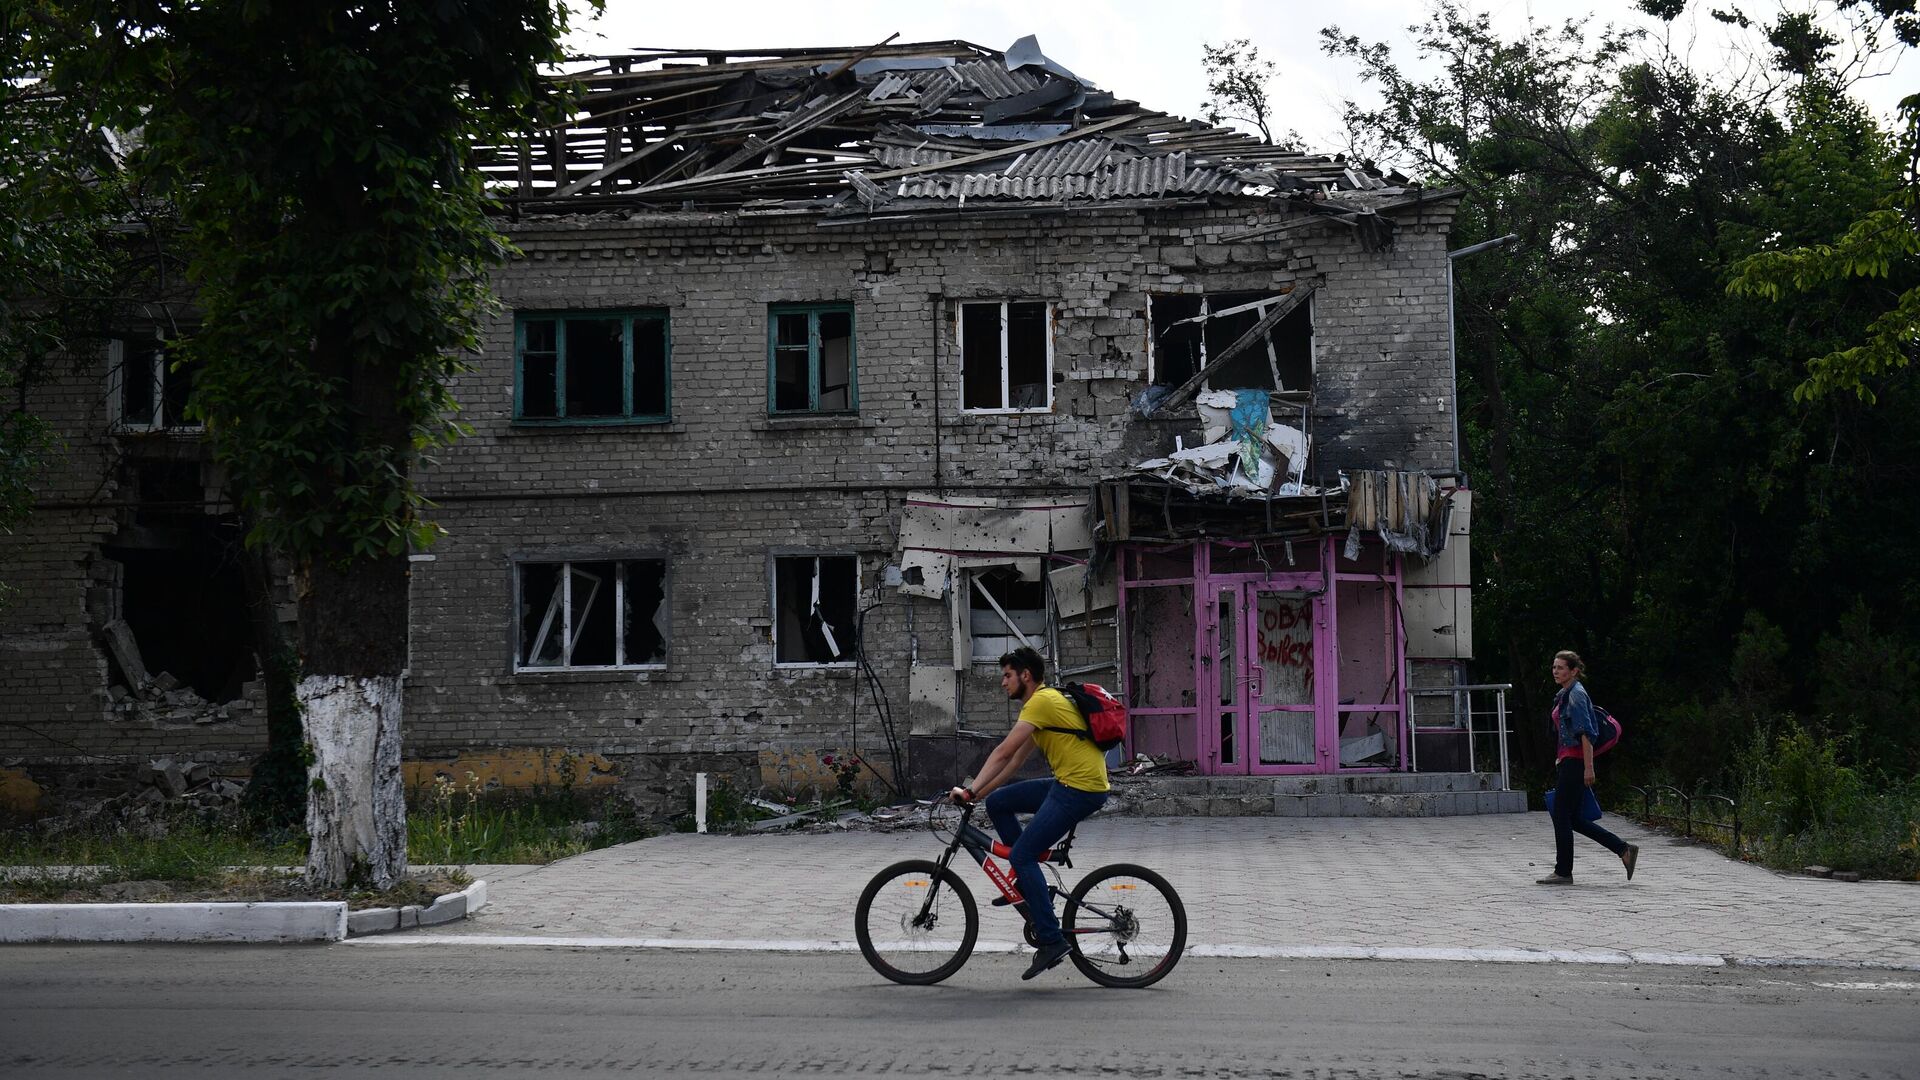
[1130, 389, 1316, 500]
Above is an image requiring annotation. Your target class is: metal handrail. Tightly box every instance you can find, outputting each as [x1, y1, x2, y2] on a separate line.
[1409, 683, 1515, 790]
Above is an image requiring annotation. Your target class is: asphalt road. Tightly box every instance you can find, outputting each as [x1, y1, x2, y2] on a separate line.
[3, 944, 1917, 1078]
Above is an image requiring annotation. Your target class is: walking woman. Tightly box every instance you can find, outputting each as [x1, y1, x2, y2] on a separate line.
[1538, 650, 1639, 885]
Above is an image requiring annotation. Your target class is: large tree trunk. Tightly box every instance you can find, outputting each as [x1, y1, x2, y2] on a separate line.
[300, 551, 410, 888]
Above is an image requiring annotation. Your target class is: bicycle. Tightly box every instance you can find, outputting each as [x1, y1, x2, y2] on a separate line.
[853, 798, 1186, 988]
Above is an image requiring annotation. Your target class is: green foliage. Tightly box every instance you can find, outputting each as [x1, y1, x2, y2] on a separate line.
[1202, 39, 1291, 147]
[406, 773, 650, 865]
[1739, 723, 1920, 879]
[1323, 2, 1920, 805]
[39, 1, 596, 563]
[0, 808, 307, 884]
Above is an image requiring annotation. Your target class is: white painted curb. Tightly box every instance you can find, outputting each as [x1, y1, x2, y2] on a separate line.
[0, 901, 346, 943]
[0, 879, 488, 944]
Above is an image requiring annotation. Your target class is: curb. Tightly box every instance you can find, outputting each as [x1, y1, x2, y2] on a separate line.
[339, 933, 1920, 971]
[346, 879, 488, 937]
[0, 880, 486, 944]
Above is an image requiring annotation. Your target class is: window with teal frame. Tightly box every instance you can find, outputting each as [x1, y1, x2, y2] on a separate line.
[514, 311, 670, 424]
[767, 304, 856, 415]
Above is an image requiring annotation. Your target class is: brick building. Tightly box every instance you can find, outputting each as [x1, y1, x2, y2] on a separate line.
[0, 39, 1484, 816]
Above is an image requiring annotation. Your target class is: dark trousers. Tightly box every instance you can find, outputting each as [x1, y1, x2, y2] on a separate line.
[1552, 756, 1627, 877]
[984, 778, 1108, 945]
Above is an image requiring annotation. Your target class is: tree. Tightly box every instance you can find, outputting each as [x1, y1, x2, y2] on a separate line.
[1202, 39, 1291, 147]
[1321, 2, 1920, 787]
[43, 1, 594, 886]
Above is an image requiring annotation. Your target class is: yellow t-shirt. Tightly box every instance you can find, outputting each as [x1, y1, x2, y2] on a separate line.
[1019, 687, 1111, 793]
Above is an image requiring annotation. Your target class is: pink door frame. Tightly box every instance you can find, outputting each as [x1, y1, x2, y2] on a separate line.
[1119, 536, 1408, 776]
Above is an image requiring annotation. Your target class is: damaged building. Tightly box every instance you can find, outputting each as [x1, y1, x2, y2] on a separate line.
[0, 37, 1506, 817]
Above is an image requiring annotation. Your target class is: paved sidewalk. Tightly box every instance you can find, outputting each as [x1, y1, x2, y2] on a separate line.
[387, 815, 1920, 968]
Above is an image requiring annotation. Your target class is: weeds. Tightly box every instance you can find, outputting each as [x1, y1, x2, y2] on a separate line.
[1737, 723, 1920, 880]
[406, 765, 650, 864]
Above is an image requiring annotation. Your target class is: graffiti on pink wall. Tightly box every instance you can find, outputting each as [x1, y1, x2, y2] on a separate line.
[1256, 594, 1314, 704]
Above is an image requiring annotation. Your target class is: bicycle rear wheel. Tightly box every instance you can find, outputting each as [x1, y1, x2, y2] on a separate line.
[1063, 863, 1186, 988]
[854, 859, 978, 985]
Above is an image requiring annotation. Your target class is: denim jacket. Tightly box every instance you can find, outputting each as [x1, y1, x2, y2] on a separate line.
[1552, 681, 1600, 751]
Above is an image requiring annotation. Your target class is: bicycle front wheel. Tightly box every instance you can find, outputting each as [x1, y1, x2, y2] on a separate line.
[854, 859, 978, 985]
[1063, 863, 1186, 989]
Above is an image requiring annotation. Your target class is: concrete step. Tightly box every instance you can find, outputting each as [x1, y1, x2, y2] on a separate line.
[1106, 775, 1525, 818]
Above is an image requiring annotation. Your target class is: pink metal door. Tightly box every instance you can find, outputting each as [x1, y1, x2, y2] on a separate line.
[1204, 586, 1245, 772]
[1245, 586, 1334, 773]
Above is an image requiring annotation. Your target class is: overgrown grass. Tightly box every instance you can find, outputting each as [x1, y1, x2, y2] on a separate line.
[406, 775, 651, 864]
[1737, 724, 1920, 880]
[0, 811, 306, 884]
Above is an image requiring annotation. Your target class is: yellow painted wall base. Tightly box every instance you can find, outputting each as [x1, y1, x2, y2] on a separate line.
[0, 766, 44, 817]
[403, 749, 620, 793]
[758, 749, 895, 799]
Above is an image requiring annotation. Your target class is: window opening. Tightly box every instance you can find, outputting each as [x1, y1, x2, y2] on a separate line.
[959, 300, 1051, 411]
[768, 304, 856, 414]
[111, 335, 201, 430]
[969, 567, 1049, 662]
[517, 558, 668, 670]
[515, 312, 670, 423]
[774, 554, 858, 665]
[1149, 291, 1312, 392]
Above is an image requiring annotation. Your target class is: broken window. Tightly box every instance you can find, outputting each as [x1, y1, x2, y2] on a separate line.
[110, 334, 201, 430]
[969, 567, 1051, 663]
[768, 304, 857, 414]
[516, 558, 669, 670]
[515, 311, 670, 423]
[1149, 291, 1312, 392]
[773, 554, 858, 666]
[959, 300, 1051, 412]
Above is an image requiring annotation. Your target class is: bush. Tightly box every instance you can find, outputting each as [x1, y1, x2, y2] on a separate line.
[1739, 723, 1920, 879]
[406, 772, 650, 864]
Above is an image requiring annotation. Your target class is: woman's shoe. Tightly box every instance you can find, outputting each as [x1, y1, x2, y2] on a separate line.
[1534, 873, 1573, 885]
[1623, 845, 1640, 880]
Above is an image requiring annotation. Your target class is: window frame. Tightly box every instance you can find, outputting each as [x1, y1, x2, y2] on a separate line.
[967, 566, 1054, 666]
[513, 309, 672, 426]
[766, 303, 858, 416]
[769, 551, 861, 669]
[108, 333, 202, 432]
[510, 554, 672, 673]
[1146, 291, 1315, 393]
[956, 299, 1054, 414]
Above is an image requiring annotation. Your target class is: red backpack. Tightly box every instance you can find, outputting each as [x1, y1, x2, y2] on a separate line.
[1059, 682, 1127, 752]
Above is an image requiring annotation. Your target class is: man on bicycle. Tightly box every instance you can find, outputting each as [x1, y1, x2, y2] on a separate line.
[950, 645, 1110, 980]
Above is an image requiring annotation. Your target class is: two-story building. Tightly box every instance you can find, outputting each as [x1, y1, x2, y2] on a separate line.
[0, 38, 1491, 818]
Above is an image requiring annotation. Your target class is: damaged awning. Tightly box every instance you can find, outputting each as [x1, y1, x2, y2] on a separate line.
[894, 492, 1092, 599]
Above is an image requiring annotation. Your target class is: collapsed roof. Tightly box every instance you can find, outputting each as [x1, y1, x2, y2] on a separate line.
[482, 36, 1431, 237]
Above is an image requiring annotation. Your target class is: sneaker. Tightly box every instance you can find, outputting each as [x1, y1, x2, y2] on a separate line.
[1623, 845, 1640, 880]
[1021, 939, 1073, 980]
[1534, 873, 1573, 885]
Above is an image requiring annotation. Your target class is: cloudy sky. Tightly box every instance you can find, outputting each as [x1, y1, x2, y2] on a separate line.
[562, 0, 1913, 150]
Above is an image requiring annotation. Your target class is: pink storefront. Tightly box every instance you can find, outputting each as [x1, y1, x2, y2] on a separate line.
[1119, 535, 1409, 775]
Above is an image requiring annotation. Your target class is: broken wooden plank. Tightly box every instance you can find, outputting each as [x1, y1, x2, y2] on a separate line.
[554, 136, 680, 197]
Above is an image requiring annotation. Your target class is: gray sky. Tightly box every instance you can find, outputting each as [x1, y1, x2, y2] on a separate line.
[563, 0, 1913, 152]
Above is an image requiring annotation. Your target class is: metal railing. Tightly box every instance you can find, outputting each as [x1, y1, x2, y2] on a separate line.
[1627, 784, 1742, 855]
[1409, 683, 1514, 790]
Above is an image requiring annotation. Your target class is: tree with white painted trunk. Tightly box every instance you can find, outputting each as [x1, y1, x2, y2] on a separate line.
[38, 1, 599, 886]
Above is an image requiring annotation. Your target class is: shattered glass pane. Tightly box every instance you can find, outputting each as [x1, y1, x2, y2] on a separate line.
[817, 310, 853, 411]
[622, 559, 669, 665]
[1006, 302, 1048, 408]
[960, 302, 1003, 410]
[631, 317, 668, 417]
[773, 346, 811, 411]
[567, 561, 617, 666]
[120, 342, 159, 426]
[519, 563, 564, 667]
[565, 319, 626, 417]
[1148, 295, 1204, 387]
[775, 554, 857, 664]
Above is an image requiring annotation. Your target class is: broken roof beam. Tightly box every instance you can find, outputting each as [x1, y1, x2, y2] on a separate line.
[859, 113, 1134, 181]
[1157, 284, 1317, 410]
[697, 88, 866, 177]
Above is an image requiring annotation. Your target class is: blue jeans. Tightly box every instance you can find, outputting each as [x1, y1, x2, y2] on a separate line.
[984, 778, 1108, 945]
